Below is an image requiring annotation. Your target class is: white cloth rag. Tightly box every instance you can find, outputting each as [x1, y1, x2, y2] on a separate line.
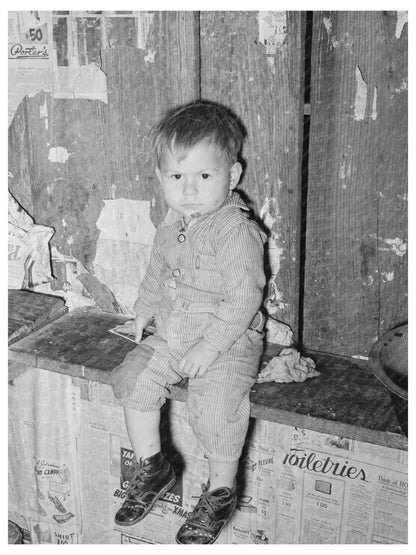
[257, 347, 319, 383]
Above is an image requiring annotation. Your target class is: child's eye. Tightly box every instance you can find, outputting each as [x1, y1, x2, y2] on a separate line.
[171, 174, 182, 180]
[200, 173, 211, 180]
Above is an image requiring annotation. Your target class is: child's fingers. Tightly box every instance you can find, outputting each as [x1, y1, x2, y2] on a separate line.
[195, 364, 208, 378]
[186, 364, 199, 379]
[178, 357, 187, 373]
[179, 358, 198, 378]
[134, 330, 143, 343]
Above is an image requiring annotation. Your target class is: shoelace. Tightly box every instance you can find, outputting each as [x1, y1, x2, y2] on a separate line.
[123, 461, 154, 508]
[185, 484, 231, 533]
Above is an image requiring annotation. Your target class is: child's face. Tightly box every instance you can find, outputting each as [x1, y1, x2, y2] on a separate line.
[155, 140, 242, 219]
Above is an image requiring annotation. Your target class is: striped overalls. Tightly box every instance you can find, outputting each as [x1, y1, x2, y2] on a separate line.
[111, 193, 266, 462]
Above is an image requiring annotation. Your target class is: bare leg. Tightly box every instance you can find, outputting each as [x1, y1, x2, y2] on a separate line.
[116, 407, 176, 527]
[207, 458, 239, 490]
[124, 407, 161, 460]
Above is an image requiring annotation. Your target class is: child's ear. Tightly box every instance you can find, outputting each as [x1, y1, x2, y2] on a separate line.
[229, 162, 242, 190]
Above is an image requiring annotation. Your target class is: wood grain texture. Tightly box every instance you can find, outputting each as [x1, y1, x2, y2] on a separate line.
[8, 289, 67, 344]
[8, 92, 110, 272]
[9, 307, 406, 448]
[9, 308, 136, 373]
[101, 12, 200, 228]
[200, 11, 305, 338]
[167, 347, 405, 448]
[303, 11, 408, 356]
[8, 12, 200, 276]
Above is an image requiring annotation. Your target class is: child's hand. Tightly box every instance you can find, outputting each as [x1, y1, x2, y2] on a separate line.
[116, 315, 151, 344]
[178, 338, 220, 379]
[132, 314, 152, 343]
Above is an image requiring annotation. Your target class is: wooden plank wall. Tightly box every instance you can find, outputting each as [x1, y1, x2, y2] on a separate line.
[200, 11, 305, 335]
[101, 12, 200, 226]
[9, 11, 407, 354]
[8, 93, 110, 271]
[303, 11, 408, 357]
[8, 12, 199, 270]
[8, 11, 304, 338]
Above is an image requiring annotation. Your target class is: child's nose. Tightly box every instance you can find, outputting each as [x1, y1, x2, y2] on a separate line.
[183, 176, 197, 195]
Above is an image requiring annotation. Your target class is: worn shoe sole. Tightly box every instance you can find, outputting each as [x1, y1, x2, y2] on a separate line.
[115, 474, 176, 527]
[175, 496, 237, 544]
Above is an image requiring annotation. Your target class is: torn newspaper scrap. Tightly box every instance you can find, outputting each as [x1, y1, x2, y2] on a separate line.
[264, 317, 294, 346]
[257, 347, 319, 383]
[109, 322, 156, 343]
[8, 191, 54, 289]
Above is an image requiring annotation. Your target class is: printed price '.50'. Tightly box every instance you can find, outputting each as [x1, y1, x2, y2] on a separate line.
[27, 27, 43, 41]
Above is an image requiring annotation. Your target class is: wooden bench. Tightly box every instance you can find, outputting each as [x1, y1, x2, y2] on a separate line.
[8, 289, 68, 345]
[8, 306, 407, 451]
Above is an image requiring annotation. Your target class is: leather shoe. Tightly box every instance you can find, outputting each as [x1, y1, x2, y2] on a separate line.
[176, 482, 237, 544]
[115, 451, 176, 526]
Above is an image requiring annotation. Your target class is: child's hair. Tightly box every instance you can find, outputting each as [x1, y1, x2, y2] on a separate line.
[151, 100, 245, 167]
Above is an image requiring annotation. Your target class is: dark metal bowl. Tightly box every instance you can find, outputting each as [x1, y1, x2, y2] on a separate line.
[369, 324, 408, 435]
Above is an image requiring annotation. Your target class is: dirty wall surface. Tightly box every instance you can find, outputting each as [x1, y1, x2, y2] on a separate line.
[9, 11, 408, 357]
[8, 10, 302, 345]
[303, 11, 408, 356]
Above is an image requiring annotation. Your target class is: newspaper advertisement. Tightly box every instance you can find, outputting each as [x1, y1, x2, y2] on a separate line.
[74, 389, 407, 545]
[75, 386, 186, 544]
[93, 198, 156, 315]
[8, 11, 156, 125]
[32, 198, 156, 315]
[8, 11, 54, 125]
[8, 368, 82, 544]
[225, 423, 408, 544]
[9, 373, 408, 544]
[77, 391, 127, 543]
[257, 11, 287, 72]
[170, 403, 407, 545]
[8, 11, 52, 65]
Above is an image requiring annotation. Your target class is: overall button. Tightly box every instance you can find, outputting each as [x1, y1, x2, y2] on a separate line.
[172, 268, 181, 277]
[177, 233, 186, 243]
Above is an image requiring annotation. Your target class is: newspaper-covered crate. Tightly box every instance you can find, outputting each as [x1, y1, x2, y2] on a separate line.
[8, 369, 408, 544]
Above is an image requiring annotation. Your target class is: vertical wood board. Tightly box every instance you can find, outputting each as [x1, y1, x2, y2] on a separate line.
[303, 11, 408, 356]
[102, 11, 200, 228]
[8, 12, 200, 276]
[200, 11, 305, 338]
[8, 92, 110, 271]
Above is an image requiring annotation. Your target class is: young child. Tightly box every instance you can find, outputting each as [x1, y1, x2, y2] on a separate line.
[110, 100, 266, 544]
